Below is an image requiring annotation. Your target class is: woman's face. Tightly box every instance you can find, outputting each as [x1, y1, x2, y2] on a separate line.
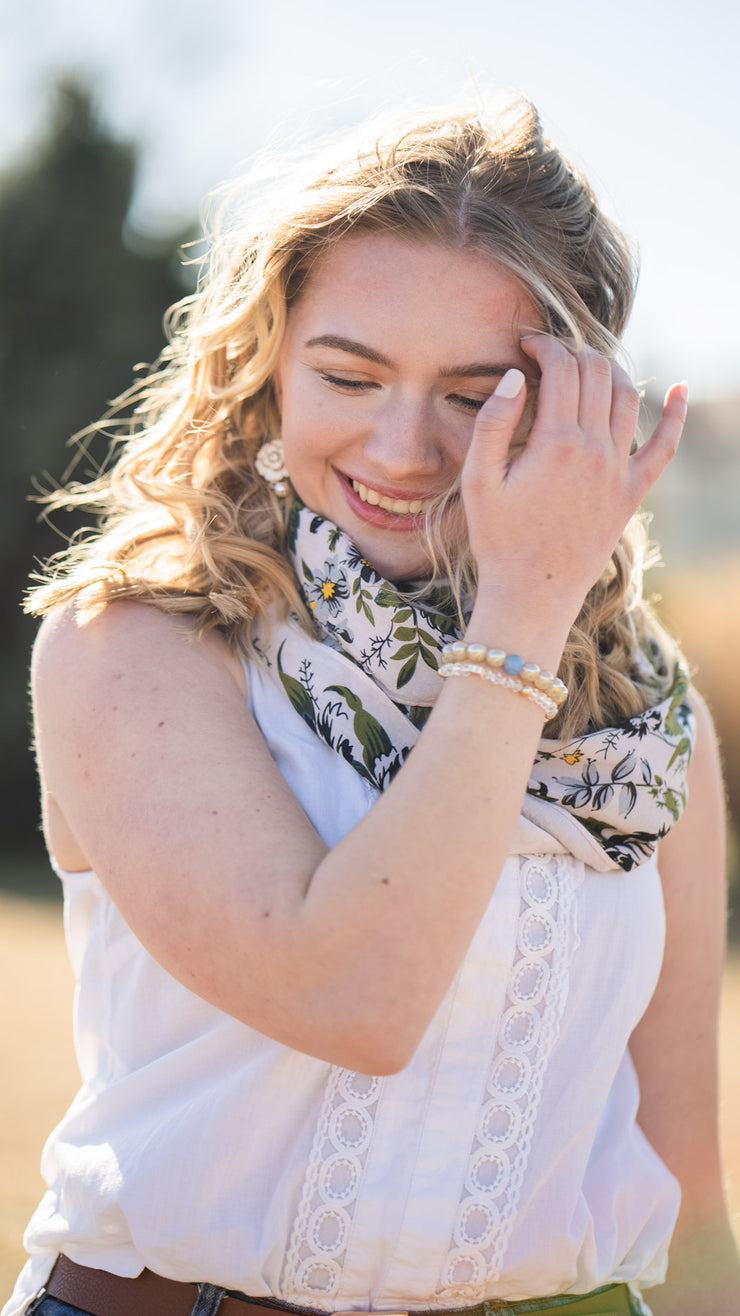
[274, 231, 542, 580]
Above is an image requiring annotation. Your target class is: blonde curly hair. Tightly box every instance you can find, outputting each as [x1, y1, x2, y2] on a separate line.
[27, 98, 679, 737]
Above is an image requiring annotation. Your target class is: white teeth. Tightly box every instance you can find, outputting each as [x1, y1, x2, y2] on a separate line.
[351, 480, 431, 515]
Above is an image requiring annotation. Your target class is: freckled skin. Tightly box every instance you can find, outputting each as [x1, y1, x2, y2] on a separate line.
[274, 233, 542, 583]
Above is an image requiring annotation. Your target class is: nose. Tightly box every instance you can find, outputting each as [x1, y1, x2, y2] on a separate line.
[363, 394, 445, 484]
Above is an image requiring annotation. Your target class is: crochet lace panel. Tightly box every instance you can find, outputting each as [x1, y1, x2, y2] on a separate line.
[281, 853, 580, 1306]
[435, 854, 580, 1301]
[281, 1067, 384, 1303]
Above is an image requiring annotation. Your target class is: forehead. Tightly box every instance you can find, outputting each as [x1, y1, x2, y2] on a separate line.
[288, 231, 541, 352]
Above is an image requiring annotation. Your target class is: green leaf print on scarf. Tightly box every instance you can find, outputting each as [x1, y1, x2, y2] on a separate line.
[262, 498, 697, 870]
[277, 644, 317, 731]
[326, 685, 395, 778]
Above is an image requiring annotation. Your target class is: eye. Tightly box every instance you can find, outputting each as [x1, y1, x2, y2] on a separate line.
[447, 391, 491, 413]
[319, 371, 378, 393]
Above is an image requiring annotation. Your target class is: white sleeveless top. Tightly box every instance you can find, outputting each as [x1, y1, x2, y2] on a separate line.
[3, 655, 678, 1316]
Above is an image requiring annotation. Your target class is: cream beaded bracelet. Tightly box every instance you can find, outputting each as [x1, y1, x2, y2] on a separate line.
[438, 641, 568, 720]
[438, 662, 560, 720]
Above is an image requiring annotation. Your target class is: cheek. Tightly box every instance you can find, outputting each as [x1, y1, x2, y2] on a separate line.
[280, 373, 334, 436]
[279, 411, 336, 497]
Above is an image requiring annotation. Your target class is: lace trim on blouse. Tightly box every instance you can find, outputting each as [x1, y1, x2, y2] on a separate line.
[435, 853, 581, 1301]
[282, 1069, 384, 1298]
[282, 854, 581, 1306]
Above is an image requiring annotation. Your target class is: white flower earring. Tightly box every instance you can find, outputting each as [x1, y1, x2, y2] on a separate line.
[255, 436, 291, 498]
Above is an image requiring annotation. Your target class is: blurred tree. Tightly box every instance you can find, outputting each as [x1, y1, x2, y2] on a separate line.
[0, 80, 192, 883]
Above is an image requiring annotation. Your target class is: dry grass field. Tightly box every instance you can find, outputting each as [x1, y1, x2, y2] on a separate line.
[1, 892, 739, 1304]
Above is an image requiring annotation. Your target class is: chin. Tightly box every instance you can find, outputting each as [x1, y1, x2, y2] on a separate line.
[355, 536, 429, 584]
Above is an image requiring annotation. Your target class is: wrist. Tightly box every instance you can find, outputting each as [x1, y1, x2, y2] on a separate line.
[439, 648, 564, 720]
[465, 599, 573, 677]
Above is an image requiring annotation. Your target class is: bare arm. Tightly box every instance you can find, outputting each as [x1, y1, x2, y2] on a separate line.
[630, 690, 740, 1315]
[32, 347, 686, 1075]
[33, 597, 563, 1075]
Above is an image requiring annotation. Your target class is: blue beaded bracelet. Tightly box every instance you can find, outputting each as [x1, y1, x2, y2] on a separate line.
[440, 641, 568, 706]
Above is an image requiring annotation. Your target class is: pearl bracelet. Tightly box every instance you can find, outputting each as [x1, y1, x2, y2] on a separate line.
[438, 661, 559, 720]
[439, 641, 568, 710]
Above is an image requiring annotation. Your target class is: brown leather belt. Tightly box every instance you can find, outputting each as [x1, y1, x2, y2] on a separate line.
[44, 1254, 635, 1316]
[45, 1255, 316, 1316]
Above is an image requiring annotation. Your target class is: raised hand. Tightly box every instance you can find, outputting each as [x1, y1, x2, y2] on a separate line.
[461, 335, 688, 622]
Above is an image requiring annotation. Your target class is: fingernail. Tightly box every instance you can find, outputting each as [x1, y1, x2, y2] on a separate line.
[665, 381, 689, 406]
[495, 368, 525, 399]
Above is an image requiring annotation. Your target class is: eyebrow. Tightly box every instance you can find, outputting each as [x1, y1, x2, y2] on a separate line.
[304, 334, 519, 379]
[304, 335, 392, 367]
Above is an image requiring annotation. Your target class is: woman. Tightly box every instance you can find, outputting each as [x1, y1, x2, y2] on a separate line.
[4, 101, 738, 1316]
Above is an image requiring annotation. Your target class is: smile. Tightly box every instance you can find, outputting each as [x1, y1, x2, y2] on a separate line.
[350, 480, 433, 516]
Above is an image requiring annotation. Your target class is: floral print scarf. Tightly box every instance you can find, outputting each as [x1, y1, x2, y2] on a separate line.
[256, 500, 694, 872]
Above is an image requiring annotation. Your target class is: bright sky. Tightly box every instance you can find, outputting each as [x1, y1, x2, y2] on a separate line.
[3, 0, 738, 400]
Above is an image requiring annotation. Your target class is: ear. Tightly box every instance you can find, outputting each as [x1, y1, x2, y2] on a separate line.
[272, 369, 283, 414]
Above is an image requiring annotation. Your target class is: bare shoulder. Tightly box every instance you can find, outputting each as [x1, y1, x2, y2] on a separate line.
[32, 600, 262, 873]
[32, 599, 246, 706]
[686, 683, 723, 782]
[658, 682, 725, 881]
[635, 680, 727, 1075]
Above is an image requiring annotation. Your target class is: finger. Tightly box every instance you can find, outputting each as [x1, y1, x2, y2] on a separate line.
[519, 335, 580, 431]
[469, 368, 529, 467]
[608, 362, 641, 451]
[576, 346, 614, 437]
[629, 382, 688, 497]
